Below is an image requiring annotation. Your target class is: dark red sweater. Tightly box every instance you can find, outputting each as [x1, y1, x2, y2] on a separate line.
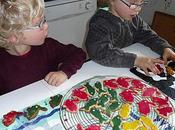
[0, 38, 86, 95]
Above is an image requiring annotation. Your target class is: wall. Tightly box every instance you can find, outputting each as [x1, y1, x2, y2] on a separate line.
[140, 0, 175, 25]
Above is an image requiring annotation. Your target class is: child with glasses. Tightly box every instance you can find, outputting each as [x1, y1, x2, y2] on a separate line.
[86, 0, 175, 75]
[0, 0, 86, 95]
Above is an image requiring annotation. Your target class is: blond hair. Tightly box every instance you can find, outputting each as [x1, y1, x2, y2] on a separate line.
[0, 0, 45, 49]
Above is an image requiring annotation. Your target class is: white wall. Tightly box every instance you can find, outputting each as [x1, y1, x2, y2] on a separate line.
[140, 0, 175, 25]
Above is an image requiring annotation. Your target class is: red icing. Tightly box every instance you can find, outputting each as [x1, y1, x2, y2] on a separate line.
[2, 111, 23, 126]
[131, 79, 146, 90]
[152, 96, 169, 107]
[142, 87, 160, 98]
[137, 100, 156, 116]
[116, 77, 129, 89]
[85, 125, 101, 130]
[77, 123, 84, 130]
[119, 89, 137, 103]
[156, 64, 164, 73]
[63, 99, 78, 112]
[103, 79, 119, 90]
[72, 88, 89, 101]
[156, 106, 173, 118]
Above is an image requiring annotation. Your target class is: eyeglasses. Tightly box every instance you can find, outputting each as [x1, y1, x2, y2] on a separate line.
[24, 17, 47, 31]
[120, 0, 148, 9]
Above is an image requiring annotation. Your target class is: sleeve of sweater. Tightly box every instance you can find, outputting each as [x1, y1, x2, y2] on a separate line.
[46, 38, 86, 78]
[133, 15, 173, 55]
[85, 19, 136, 68]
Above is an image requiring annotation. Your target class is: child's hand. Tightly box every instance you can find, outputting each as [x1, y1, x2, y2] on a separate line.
[134, 56, 164, 75]
[44, 71, 68, 86]
[163, 48, 175, 65]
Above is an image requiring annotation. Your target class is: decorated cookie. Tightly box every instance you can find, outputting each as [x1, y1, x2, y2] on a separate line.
[116, 77, 130, 89]
[140, 116, 158, 130]
[107, 88, 118, 101]
[110, 115, 121, 130]
[103, 79, 119, 90]
[156, 106, 174, 118]
[98, 93, 110, 107]
[63, 99, 79, 113]
[85, 124, 101, 130]
[80, 98, 98, 112]
[131, 79, 146, 91]
[166, 66, 174, 76]
[72, 88, 89, 101]
[2, 111, 23, 126]
[137, 100, 155, 116]
[25, 105, 47, 120]
[107, 100, 121, 112]
[119, 89, 137, 103]
[90, 106, 108, 124]
[142, 87, 160, 98]
[49, 94, 63, 108]
[118, 103, 131, 120]
[121, 120, 142, 130]
[84, 82, 96, 96]
[151, 96, 169, 107]
[95, 81, 106, 95]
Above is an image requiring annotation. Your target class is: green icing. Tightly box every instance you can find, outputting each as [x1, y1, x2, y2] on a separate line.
[80, 98, 98, 112]
[111, 115, 121, 130]
[108, 100, 121, 112]
[25, 105, 47, 120]
[107, 88, 118, 101]
[84, 82, 96, 96]
[98, 94, 110, 107]
[49, 94, 63, 108]
[90, 107, 108, 124]
[95, 81, 106, 95]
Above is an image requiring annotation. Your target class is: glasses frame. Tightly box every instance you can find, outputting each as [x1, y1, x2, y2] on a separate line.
[23, 17, 47, 31]
[120, 0, 148, 9]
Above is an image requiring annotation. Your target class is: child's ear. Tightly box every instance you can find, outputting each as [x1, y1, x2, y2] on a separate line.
[7, 34, 18, 44]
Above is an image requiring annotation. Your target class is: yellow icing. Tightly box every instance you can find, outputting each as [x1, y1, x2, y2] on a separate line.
[137, 126, 148, 130]
[121, 120, 142, 130]
[118, 103, 131, 119]
[140, 116, 158, 130]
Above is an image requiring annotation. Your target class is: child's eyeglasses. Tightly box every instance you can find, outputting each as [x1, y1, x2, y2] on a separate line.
[24, 18, 47, 31]
[120, 0, 148, 9]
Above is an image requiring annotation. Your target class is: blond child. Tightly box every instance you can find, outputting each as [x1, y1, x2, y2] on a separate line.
[0, 0, 86, 95]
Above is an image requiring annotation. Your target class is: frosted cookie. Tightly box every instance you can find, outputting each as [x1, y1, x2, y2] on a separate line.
[72, 88, 89, 101]
[118, 103, 131, 120]
[89, 106, 108, 124]
[131, 79, 146, 91]
[110, 115, 121, 130]
[49, 94, 63, 108]
[156, 106, 174, 119]
[97, 93, 110, 108]
[151, 96, 169, 107]
[116, 77, 130, 89]
[84, 82, 96, 96]
[80, 98, 98, 112]
[119, 89, 137, 103]
[2, 111, 23, 126]
[140, 116, 158, 130]
[63, 99, 79, 113]
[142, 87, 160, 98]
[121, 120, 142, 130]
[103, 79, 119, 90]
[25, 105, 47, 120]
[137, 100, 155, 116]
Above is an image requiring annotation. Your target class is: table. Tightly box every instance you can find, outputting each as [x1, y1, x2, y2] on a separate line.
[0, 43, 174, 130]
